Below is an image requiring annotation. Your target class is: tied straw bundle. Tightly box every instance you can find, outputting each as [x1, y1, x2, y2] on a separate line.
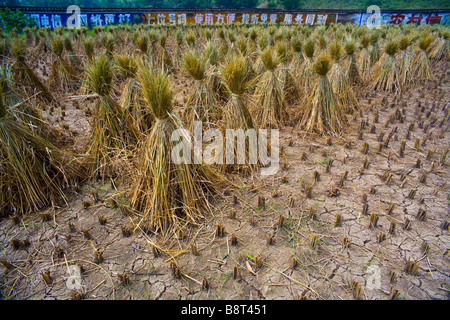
[300, 54, 347, 135]
[131, 68, 225, 233]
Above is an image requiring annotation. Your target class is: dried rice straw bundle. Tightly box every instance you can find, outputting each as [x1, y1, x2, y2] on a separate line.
[430, 30, 449, 60]
[82, 38, 94, 62]
[174, 30, 184, 67]
[0, 64, 43, 132]
[254, 32, 269, 73]
[156, 32, 173, 73]
[254, 46, 287, 128]
[370, 38, 401, 92]
[131, 69, 225, 233]
[135, 33, 149, 57]
[218, 55, 262, 173]
[343, 40, 361, 86]
[358, 34, 372, 82]
[148, 29, 160, 65]
[182, 49, 220, 127]
[299, 54, 346, 135]
[411, 34, 433, 80]
[202, 40, 227, 102]
[49, 35, 78, 91]
[370, 31, 381, 66]
[298, 37, 316, 90]
[328, 40, 360, 114]
[398, 35, 413, 89]
[276, 40, 300, 104]
[63, 35, 82, 75]
[84, 53, 139, 179]
[290, 35, 304, 71]
[114, 53, 151, 133]
[0, 78, 84, 215]
[100, 33, 115, 57]
[219, 55, 256, 131]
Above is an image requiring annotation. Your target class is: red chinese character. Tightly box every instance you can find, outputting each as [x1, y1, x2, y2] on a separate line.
[389, 14, 405, 24]
[425, 13, 442, 25]
[407, 14, 423, 25]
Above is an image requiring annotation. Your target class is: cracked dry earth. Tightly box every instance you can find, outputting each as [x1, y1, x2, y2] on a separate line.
[1, 68, 450, 301]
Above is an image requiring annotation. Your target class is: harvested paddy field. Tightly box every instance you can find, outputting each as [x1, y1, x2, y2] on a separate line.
[0, 22, 449, 300]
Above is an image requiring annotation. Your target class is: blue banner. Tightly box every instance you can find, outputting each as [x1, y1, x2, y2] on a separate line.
[26, 11, 144, 29]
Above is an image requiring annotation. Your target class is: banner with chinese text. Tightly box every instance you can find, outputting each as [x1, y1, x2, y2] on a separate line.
[142, 12, 336, 26]
[360, 12, 450, 25]
[11, 10, 450, 30]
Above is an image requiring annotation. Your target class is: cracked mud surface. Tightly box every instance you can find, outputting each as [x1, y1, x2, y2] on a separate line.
[1, 57, 449, 301]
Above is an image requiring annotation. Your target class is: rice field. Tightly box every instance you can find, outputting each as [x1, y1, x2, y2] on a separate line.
[0, 21, 449, 300]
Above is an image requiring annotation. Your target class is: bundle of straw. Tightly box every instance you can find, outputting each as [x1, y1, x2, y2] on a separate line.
[131, 69, 225, 233]
[100, 33, 115, 57]
[0, 81, 84, 215]
[82, 38, 94, 62]
[358, 34, 372, 82]
[370, 31, 381, 66]
[84, 53, 138, 178]
[114, 53, 151, 133]
[0, 64, 42, 131]
[328, 40, 360, 114]
[430, 30, 449, 60]
[343, 40, 361, 86]
[298, 37, 316, 90]
[370, 38, 401, 92]
[411, 34, 433, 80]
[63, 35, 82, 76]
[219, 55, 256, 131]
[182, 49, 219, 126]
[290, 35, 304, 71]
[254, 46, 287, 128]
[174, 30, 184, 67]
[299, 54, 346, 135]
[276, 41, 300, 103]
[135, 34, 149, 56]
[202, 40, 227, 102]
[398, 35, 413, 89]
[49, 35, 78, 91]
[156, 32, 173, 72]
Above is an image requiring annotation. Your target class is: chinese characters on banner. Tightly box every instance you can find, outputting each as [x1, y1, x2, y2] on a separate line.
[143, 12, 336, 26]
[23, 11, 449, 29]
[27, 12, 138, 28]
[359, 12, 448, 26]
[387, 13, 443, 25]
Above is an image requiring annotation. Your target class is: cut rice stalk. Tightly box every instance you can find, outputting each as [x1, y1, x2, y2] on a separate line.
[328, 40, 360, 114]
[343, 40, 361, 86]
[298, 37, 316, 90]
[254, 46, 287, 128]
[84, 53, 139, 179]
[398, 35, 414, 89]
[357, 34, 371, 82]
[182, 49, 219, 126]
[131, 69, 225, 233]
[0, 94, 84, 215]
[114, 53, 151, 133]
[411, 35, 433, 80]
[370, 38, 401, 92]
[276, 41, 300, 103]
[300, 54, 347, 135]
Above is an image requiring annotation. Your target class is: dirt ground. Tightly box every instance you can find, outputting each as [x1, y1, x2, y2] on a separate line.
[1, 52, 449, 300]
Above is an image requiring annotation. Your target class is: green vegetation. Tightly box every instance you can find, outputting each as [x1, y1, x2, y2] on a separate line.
[0, 7, 36, 33]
